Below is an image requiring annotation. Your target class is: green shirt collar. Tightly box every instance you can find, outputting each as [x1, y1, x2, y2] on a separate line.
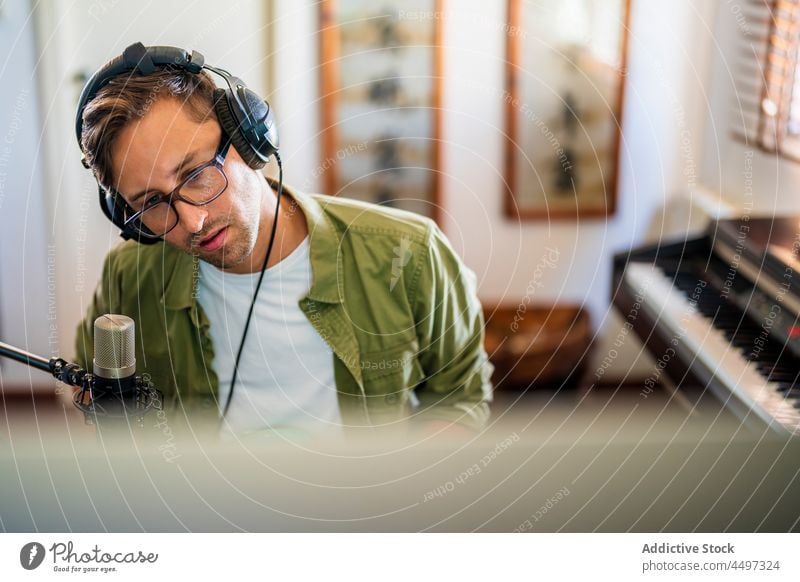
[162, 180, 343, 311]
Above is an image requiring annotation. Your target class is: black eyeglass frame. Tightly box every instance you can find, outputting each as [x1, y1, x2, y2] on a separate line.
[121, 133, 232, 237]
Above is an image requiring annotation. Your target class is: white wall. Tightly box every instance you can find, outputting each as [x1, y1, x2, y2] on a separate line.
[0, 0, 51, 387]
[268, 0, 323, 192]
[265, 0, 716, 258]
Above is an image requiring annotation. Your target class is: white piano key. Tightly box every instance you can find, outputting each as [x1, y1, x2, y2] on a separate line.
[624, 262, 800, 436]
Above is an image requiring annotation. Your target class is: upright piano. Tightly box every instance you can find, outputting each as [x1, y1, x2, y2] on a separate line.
[613, 217, 800, 437]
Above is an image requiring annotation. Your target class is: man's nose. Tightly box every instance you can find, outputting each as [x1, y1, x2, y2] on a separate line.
[174, 200, 208, 234]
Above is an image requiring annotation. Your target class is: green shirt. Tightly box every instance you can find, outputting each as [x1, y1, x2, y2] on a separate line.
[75, 183, 493, 433]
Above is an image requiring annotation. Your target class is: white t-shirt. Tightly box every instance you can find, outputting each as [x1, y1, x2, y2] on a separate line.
[196, 237, 340, 440]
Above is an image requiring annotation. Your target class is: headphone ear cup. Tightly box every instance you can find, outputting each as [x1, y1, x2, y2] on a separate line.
[101, 187, 161, 245]
[238, 86, 279, 160]
[100, 186, 126, 230]
[213, 89, 267, 170]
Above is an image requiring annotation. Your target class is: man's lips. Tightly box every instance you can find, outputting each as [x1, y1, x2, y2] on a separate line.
[198, 227, 227, 252]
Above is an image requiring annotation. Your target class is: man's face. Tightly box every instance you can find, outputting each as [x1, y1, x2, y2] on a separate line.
[110, 97, 265, 272]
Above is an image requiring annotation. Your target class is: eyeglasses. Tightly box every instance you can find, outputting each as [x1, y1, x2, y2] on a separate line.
[122, 133, 232, 237]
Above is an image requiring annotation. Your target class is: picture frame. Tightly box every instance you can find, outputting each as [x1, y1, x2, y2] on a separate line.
[504, 0, 630, 219]
[319, 0, 443, 222]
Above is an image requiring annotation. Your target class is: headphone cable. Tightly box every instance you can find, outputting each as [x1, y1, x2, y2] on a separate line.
[222, 152, 283, 419]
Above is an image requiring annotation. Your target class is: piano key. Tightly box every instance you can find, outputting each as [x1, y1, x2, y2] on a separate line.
[624, 263, 800, 436]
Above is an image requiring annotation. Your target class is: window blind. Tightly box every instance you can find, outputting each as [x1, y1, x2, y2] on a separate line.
[732, 0, 800, 160]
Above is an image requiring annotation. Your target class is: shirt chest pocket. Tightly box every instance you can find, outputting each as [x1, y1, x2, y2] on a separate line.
[360, 340, 426, 410]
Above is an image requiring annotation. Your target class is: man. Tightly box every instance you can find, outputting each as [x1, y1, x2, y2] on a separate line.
[74, 45, 492, 439]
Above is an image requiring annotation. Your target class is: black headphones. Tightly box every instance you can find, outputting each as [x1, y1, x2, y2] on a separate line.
[75, 42, 280, 245]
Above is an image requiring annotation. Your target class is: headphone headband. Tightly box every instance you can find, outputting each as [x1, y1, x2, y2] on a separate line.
[75, 43, 206, 148]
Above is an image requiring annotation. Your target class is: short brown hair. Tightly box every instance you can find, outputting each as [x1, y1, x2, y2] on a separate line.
[80, 67, 218, 190]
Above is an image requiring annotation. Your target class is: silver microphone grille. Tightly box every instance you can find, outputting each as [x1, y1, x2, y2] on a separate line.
[93, 314, 136, 379]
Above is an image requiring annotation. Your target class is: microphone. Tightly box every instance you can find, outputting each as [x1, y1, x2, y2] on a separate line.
[0, 313, 161, 428]
[74, 314, 161, 427]
[91, 314, 138, 407]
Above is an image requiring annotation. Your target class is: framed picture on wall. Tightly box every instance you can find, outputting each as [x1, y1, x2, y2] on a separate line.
[319, 0, 443, 222]
[504, 0, 630, 219]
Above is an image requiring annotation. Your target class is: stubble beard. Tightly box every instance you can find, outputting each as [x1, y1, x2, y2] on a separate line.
[189, 216, 259, 271]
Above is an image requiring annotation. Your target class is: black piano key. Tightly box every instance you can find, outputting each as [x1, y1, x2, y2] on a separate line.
[664, 263, 800, 391]
[769, 375, 797, 384]
[777, 373, 800, 384]
[756, 364, 787, 375]
[755, 356, 798, 369]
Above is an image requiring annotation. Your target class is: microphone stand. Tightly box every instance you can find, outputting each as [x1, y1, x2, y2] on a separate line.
[0, 340, 160, 428]
[0, 340, 89, 388]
